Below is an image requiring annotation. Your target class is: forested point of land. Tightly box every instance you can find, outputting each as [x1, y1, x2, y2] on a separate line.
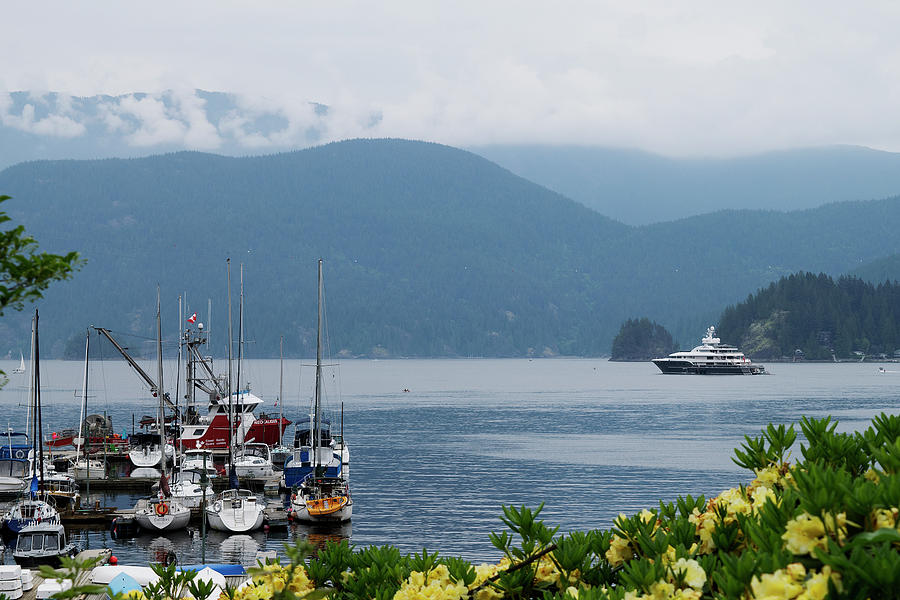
[609, 318, 676, 361]
[718, 272, 900, 360]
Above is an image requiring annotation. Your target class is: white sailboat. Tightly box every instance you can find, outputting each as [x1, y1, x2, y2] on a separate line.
[70, 330, 106, 480]
[205, 489, 265, 532]
[5, 311, 61, 535]
[11, 353, 25, 375]
[205, 261, 264, 534]
[135, 289, 190, 533]
[291, 260, 352, 524]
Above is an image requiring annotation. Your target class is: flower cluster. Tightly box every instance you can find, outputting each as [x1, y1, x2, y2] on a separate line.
[228, 562, 315, 600]
[394, 565, 468, 600]
[749, 564, 841, 600]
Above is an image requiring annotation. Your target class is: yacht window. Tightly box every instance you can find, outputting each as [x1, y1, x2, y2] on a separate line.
[31, 534, 43, 550]
[193, 429, 205, 436]
[44, 535, 59, 551]
[17, 535, 31, 552]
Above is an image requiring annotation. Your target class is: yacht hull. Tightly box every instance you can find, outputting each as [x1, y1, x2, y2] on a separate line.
[652, 359, 765, 375]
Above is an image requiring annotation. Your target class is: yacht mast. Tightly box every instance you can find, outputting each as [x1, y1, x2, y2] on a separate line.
[278, 335, 284, 447]
[34, 309, 44, 492]
[226, 259, 235, 477]
[76, 329, 89, 463]
[156, 288, 165, 472]
[313, 259, 323, 473]
[236, 264, 244, 454]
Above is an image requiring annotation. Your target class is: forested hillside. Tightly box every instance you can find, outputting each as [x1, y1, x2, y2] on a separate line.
[2, 139, 900, 358]
[718, 273, 900, 359]
[471, 145, 900, 225]
[848, 253, 900, 285]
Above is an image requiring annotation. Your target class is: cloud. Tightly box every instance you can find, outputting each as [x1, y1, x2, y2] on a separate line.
[0, 94, 86, 138]
[4, 2, 900, 156]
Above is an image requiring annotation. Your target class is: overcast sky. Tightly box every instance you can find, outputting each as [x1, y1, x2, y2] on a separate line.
[4, 1, 900, 157]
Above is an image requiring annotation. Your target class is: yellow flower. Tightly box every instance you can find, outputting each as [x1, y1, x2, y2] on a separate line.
[783, 513, 826, 555]
[785, 563, 806, 581]
[648, 580, 674, 600]
[750, 569, 803, 600]
[797, 566, 842, 600]
[872, 507, 898, 530]
[669, 558, 706, 591]
[697, 516, 717, 554]
[750, 486, 777, 512]
[605, 534, 632, 566]
[864, 468, 881, 484]
[673, 590, 702, 600]
[752, 465, 781, 488]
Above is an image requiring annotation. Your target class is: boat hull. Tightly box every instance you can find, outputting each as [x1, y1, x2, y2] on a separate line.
[135, 507, 191, 532]
[291, 498, 352, 523]
[652, 359, 765, 375]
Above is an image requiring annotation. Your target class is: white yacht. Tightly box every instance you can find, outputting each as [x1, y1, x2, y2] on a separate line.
[180, 449, 218, 479]
[652, 326, 765, 375]
[232, 443, 274, 479]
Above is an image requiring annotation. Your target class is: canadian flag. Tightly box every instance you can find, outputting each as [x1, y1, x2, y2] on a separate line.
[187, 312, 197, 323]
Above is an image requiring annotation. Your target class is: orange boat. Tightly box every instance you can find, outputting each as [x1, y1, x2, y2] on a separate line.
[306, 495, 350, 517]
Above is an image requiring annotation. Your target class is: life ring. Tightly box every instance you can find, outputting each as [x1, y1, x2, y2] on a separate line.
[155, 502, 169, 516]
[14, 450, 24, 459]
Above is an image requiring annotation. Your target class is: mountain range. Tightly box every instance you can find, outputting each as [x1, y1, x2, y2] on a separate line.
[6, 91, 900, 225]
[1, 138, 900, 358]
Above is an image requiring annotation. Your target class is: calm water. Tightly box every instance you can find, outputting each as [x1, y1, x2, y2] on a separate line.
[0, 358, 897, 564]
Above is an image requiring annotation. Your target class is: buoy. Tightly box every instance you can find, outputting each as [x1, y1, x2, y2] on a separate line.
[109, 556, 118, 565]
[263, 524, 270, 532]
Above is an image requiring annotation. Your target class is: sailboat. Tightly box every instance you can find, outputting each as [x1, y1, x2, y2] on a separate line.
[206, 261, 265, 533]
[134, 290, 190, 532]
[291, 260, 352, 524]
[4, 310, 60, 536]
[70, 330, 106, 481]
[11, 353, 25, 374]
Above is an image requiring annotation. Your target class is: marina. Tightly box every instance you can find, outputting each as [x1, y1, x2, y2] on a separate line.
[0, 356, 897, 568]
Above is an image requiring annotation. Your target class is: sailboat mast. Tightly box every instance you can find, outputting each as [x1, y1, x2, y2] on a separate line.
[25, 317, 35, 450]
[156, 288, 165, 472]
[175, 295, 182, 456]
[34, 309, 44, 491]
[77, 329, 89, 463]
[236, 264, 244, 454]
[279, 335, 284, 447]
[226, 259, 234, 468]
[313, 259, 323, 469]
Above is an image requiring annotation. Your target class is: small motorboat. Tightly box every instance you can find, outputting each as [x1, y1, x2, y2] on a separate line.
[205, 489, 265, 533]
[2, 498, 59, 536]
[12, 521, 77, 567]
[232, 443, 274, 479]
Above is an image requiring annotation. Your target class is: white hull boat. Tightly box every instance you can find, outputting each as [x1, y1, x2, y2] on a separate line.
[290, 475, 352, 523]
[134, 497, 190, 532]
[205, 489, 264, 533]
[170, 471, 214, 509]
[233, 443, 274, 479]
[70, 459, 106, 480]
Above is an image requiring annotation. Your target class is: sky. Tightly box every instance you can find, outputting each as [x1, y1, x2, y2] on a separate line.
[3, 1, 900, 157]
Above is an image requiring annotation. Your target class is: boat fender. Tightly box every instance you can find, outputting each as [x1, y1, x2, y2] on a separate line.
[214, 501, 222, 512]
[155, 502, 169, 516]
